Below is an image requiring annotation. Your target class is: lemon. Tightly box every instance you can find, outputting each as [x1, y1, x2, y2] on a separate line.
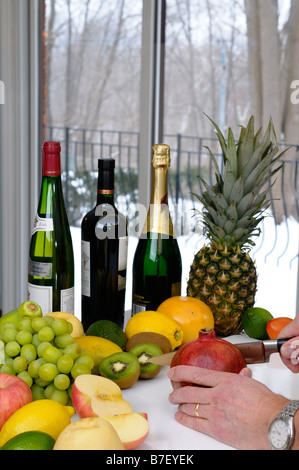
[86, 320, 127, 350]
[0, 399, 75, 448]
[125, 311, 184, 350]
[74, 335, 122, 373]
[1, 431, 55, 450]
[242, 307, 273, 340]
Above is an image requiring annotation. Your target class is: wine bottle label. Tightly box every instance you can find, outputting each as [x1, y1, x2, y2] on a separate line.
[28, 283, 53, 315]
[118, 236, 128, 291]
[81, 240, 91, 297]
[32, 214, 54, 235]
[29, 259, 52, 278]
[61, 287, 74, 315]
[132, 303, 147, 315]
[132, 282, 181, 316]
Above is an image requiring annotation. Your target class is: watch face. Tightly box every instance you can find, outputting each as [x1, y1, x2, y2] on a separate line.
[269, 418, 291, 450]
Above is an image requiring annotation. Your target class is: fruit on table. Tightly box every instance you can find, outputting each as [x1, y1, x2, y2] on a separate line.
[129, 343, 163, 379]
[99, 352, 140, 389]
[71, 374, 133, 418]
[187, 116, 285, 337]
[242, 307, 273, 340]
[0, 301, 42, 330]
[126, 331, 172, 354]
[1, 430, 55, 450]
[266, 317, 293, 339]
[74, 335, 122, 374]
[157, 296, 214, 344]
[125, 310, 183, 350]
[0, 374, 32, 430]
[53, 417, 124, 450]
[0, 315, 94, 405]
[44, 311, 84, 337]
[0, 399, 75, 447]
[103, 412, 149, 450]
[86, 319, 127, 350]
[170, 328, 246, 378]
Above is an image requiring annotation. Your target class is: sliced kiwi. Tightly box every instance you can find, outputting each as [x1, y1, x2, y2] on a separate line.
[99, 351, 140, 389]
[126, 332, 172, 354]
[129, 343, 163, 379]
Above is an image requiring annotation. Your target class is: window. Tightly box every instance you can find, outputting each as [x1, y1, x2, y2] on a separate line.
[42, 0, 299, 318]
[163, 0, 299, 317]
[44, 0, 143, 314]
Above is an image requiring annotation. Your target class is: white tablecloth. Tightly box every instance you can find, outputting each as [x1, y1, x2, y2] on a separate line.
[121, 336, 299, 451]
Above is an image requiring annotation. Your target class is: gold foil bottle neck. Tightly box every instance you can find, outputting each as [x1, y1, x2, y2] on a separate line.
[152, 144, 170, 168]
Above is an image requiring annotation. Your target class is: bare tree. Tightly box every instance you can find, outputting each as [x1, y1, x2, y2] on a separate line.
[244, 0, 299, 222]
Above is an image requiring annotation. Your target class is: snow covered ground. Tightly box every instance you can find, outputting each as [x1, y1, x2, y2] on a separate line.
[71, 212, 299, 322]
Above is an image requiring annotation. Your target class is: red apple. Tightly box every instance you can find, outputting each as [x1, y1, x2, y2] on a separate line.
[0, 374, 32, 429]
[103, 412, 149, 450]
[72, 375, 133, 418]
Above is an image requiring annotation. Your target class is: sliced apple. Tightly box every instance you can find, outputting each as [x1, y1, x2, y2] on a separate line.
[53, 417, 125, 450]
[72, 374, 133, 418]
[103, 412, 149, 450]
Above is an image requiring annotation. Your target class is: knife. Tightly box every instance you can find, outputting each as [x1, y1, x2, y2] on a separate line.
[147, 338, 292, 366]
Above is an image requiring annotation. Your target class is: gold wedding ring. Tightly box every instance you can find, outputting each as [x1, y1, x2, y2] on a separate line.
[194, 403, 200, 418]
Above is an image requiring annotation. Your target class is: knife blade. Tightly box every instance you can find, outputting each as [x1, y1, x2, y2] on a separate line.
[147, 338, 292, 366]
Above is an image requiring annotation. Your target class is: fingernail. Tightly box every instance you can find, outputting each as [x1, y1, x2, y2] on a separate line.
[281, 343, 297, 358]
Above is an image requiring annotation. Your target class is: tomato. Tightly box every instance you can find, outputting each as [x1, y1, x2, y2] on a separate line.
[266, 317, 293, 339]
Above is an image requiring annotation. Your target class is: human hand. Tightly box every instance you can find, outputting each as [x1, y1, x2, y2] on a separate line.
[168, 365, 288, 450]
[279, 314, 299, 373]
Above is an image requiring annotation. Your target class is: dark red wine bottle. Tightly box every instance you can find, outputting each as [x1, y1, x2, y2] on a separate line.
[81, 159, 128, 331]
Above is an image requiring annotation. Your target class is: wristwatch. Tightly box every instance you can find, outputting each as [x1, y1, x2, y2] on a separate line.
[268, 400, 299, 450]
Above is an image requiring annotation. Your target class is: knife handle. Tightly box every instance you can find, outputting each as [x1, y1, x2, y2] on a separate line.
[277, 338, 291, 352]
[237, 338, 292, 364]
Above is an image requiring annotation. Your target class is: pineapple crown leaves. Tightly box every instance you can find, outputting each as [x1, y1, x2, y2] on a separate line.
[193, 114, 288, 249]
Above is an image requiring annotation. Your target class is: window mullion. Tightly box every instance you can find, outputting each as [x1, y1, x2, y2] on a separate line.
[139, 0, 166, 209]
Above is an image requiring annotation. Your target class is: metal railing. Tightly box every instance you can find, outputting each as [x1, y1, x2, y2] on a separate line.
[45, 124, 299, 224]
[45, 124, 299, 313]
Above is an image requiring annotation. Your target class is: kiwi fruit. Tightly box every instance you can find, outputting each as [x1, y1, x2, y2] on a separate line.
[99, 351, 140, 389]
[126, 332, 172, 354]
[129, 343, 163, 379]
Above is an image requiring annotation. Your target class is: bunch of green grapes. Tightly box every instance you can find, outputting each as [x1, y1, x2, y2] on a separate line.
[0, 316, 94, 406]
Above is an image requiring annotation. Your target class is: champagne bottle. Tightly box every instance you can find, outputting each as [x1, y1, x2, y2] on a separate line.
[28, 141, 75, 315]
[132, 144, 182, 315]
[81, 159, 128, 331]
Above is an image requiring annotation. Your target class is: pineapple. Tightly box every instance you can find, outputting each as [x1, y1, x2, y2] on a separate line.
[187, 115, 287, 337]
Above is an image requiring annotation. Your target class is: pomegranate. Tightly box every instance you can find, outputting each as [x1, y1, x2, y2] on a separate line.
[170, 328, 246, 374]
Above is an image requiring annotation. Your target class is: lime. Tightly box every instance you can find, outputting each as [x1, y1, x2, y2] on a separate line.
[1, 431, 55, 450]
[86, 320, 127, 350]
[242, 307, 273, 340]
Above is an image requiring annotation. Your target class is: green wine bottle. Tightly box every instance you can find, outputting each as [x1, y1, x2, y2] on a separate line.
[132, 144, 182, 315]
[28, 141, 75, 315]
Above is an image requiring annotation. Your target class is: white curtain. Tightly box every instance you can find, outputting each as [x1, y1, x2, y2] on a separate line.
[0, 0, 41, 314]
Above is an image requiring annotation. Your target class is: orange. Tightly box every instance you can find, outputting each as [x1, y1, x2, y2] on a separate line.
[266, 317, 293, 339]
[157, 296, 214, 344]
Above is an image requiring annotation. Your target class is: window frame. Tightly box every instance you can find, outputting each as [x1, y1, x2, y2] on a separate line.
[0, 0, 43, 313]
[0, 0, 165, 313]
